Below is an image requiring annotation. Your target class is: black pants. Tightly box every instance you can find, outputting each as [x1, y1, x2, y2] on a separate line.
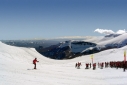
[34, 63, 36, 69]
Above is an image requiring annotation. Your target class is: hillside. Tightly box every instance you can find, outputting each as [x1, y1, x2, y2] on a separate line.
[0, 40, 127, 85]
[82, 33, 127, 54]
[36, 40, 97, 59]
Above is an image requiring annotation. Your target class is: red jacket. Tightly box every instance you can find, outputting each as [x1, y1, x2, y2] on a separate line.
[33, 59, 38, 64]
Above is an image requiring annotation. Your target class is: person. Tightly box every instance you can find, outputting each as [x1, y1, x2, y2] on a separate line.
[77, 62, 81, 69]
[89, 63, 91, 68]
[93, 63, 96, 70]
[85, 63, 89, 69]
[75, 63, 77, 68]
[123, 62, 126, 72]
[33, 58, 39, 69]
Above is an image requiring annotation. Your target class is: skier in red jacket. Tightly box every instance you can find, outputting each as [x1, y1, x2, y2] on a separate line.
[33, 58, 39, 69]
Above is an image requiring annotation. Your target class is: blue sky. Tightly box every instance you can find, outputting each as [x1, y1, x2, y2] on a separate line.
[0, 0, 127, 40]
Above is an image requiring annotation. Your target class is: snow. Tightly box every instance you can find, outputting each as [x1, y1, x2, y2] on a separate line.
[97, 33, 127, 47]
[59, 41, 71, 48]
[0, 38, 127, 85]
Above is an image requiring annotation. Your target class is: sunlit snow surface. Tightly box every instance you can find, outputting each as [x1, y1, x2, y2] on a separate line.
[0, 40, 127, 85]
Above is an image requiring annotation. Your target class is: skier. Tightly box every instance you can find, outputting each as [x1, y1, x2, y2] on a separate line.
[89, 63, 91, 68]
[75, 63, 77, 68]
[33, 58, 39, 69]
[93, 63, 96, 70]
[85, 63, 89, 69]
[123, 62, 126, 72]
[77, 62, 81, 69]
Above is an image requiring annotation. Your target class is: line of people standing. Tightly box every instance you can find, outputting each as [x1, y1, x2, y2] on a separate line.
[75, 61, 127, 72]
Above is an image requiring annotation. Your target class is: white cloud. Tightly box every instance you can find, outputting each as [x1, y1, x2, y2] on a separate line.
[94, 28, 126, 35]
[116, 29, 126, 34]
[94, 28, 115, 35]
[56, 36, 89, 39]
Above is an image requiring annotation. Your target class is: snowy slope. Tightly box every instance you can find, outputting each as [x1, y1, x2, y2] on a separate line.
[81, 33, 127, 53]
[0, 41, 127, 85]
[83, 33, 127, 48]
[97, 33, 127, 47]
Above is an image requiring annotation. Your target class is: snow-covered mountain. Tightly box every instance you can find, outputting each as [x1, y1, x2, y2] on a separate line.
[82, 33, 127, 54]
[36, 33, 127, 59]
[97, 33, 127, 47]
[0, 38, 127, 85]
[36, 40, 96, 59]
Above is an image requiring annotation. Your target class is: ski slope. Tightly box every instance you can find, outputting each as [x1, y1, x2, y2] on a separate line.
[0, 41, 127, 85]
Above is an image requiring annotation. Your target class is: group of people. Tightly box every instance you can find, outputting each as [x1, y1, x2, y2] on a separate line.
[32, 58, 127, 72]
[75, 61, 127, 72]
[109, 61, 127, 71]
[75, 62, 96, 70]
[85, 63, 96, 70]
[75, 62, 82, 69]
[98, 61, 127, 71]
